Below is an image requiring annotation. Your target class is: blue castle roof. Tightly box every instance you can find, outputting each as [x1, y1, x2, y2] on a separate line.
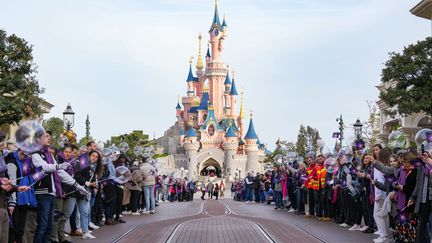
[206, 47, 211, 58]
[186, 64, 198, 82]
[202, 108, 222, 130]
[179, 129, 184, 136]
[244, 118, 258, 140]
[188, 106, 199, 113]
[222, 16, 227, 28]
[185, 126, 198, 137]
[225, 126, 237, 137]
[230, 79, 238, 96]
[209, 3, 222, 32]
[224, 71, 232, 85]
[197, 91, 210, 110]
[176, 102, 181, 110]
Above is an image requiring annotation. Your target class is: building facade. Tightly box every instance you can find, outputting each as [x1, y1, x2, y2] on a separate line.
[376, 0, 432, 145]
[157, 2, 267, 181]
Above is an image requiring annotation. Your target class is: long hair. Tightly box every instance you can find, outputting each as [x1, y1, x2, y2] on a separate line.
[88, 150, 103, 177]
[372, 144, 383, 160]
[377, 148, 391, 165]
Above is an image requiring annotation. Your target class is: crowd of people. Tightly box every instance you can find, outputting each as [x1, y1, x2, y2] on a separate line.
[0, 126, 196, 243]
[233, 144, 432, 243]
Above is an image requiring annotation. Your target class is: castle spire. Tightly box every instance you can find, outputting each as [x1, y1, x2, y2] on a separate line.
[244, 111, 258, 140]
[239, 91, 245, 119]
[196, 33, 204, 70]
[206, 42, 211, 58]
[209, 0, 222, 32]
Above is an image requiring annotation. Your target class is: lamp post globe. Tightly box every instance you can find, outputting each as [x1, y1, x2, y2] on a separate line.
[63, 103, 75, 131]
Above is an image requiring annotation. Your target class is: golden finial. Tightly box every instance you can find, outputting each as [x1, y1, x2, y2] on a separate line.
[250, 110, 253, 118]
[196, 33, 204, 70]
[189, 116, 194, 126]
[232, 69, 236, 80]
[239, 90, 245, 119]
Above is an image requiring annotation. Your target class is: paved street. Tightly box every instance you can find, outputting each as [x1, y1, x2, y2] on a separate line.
[71, 197, 376, 243]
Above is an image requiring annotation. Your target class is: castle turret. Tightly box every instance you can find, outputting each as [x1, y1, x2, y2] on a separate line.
[209, 1, 223, 61]
[205, 43, 211, 65]
[186, 61, 198, 97]
[229, 77, 238, 118]
[223, 70, 232, 115]
[244, 113, 259, 174]
[184, 123, 199, 179]
[223, 124, 238, 179]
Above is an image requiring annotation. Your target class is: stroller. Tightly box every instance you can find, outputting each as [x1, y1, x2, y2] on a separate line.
[265, 188, 274, 205]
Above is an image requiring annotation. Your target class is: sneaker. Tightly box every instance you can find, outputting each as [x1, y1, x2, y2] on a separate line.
[288, 209, 296, 213]
[348, 224, 362, 231]
[82, 232, 96, 239]
[339, 223, 350, 228]
[132, 212, 141, 216]
[89, 222, 99, 230]
[245, 201, 250, 204]
[374, 231, 381, 235]
[360, 226, 369, 232]
[304, 214, 312, 218]
[142, 210, 150, 215]
[123, 211, 131, 215]
[150, 210, 155, 214]
[373, 236, 390, 243]
[69, 230, 83, 236]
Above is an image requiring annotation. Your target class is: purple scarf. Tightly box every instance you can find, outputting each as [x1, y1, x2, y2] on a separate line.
[396, 168, 408, 210]
[57, 152, 75, 176]
[42, 147, 63, 198]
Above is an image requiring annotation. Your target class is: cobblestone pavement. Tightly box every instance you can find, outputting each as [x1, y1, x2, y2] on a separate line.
[71, 198, 376, 243]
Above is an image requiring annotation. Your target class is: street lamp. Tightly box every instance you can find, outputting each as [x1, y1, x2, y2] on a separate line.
[353, 118, 363, 140]
[63, 103, 75, 130]
[181, 167, 184, 177]
[336, 115, 344, 152]
[353, 118, 365, 150]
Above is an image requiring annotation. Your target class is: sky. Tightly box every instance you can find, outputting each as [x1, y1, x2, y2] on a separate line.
[0, 0, 430, 150]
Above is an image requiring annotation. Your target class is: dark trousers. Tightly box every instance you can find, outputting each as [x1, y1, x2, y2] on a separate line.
[308, 188, 315, 216]
[314, 189, 323, 217]
[70, 206, 77, 230]
[93, 190, 104, 225]
[295, 187, 305, 213]
[104, 198, 115, 220]
[201, 190, 205, 200]
[274, 191, 282, 208]
[322, 186, 331, 217]
[288, 181, 298, 210]
[360, 193, 374, 228]
[34, 194, 54, 243]
[349, 196, 363, 225]
[9, 205, 29, 243]
[417, 201, 431, 243]
[130, 190, 141, 213]
[115, 186, 123, 220]
[341, 189, 352, 225]
[253, 188, 260, 202]
[190, 192, 194, 201]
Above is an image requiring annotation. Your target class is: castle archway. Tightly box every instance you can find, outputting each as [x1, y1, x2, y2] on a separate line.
[200, 158, 222, 177]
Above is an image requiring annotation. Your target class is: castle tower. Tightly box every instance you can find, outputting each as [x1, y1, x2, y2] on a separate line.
[223, 69, 232, 115]
[223, 124, 238, 178]
[244, 113, 259, 174]
[207, 1, 229, 119]
[184, 124, 200, 179]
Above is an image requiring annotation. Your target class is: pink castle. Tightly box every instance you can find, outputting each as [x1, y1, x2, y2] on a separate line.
[158, 1, 267, 181]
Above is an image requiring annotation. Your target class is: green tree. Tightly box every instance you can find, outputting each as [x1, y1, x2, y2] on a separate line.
[295, 125, 321, 157]
[42, 117, 64, 147]
[0, 29, 44, 125]
[106, 130, 150, 159]
[379, 37, 432, 117]
[295, 125, 307, 157]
